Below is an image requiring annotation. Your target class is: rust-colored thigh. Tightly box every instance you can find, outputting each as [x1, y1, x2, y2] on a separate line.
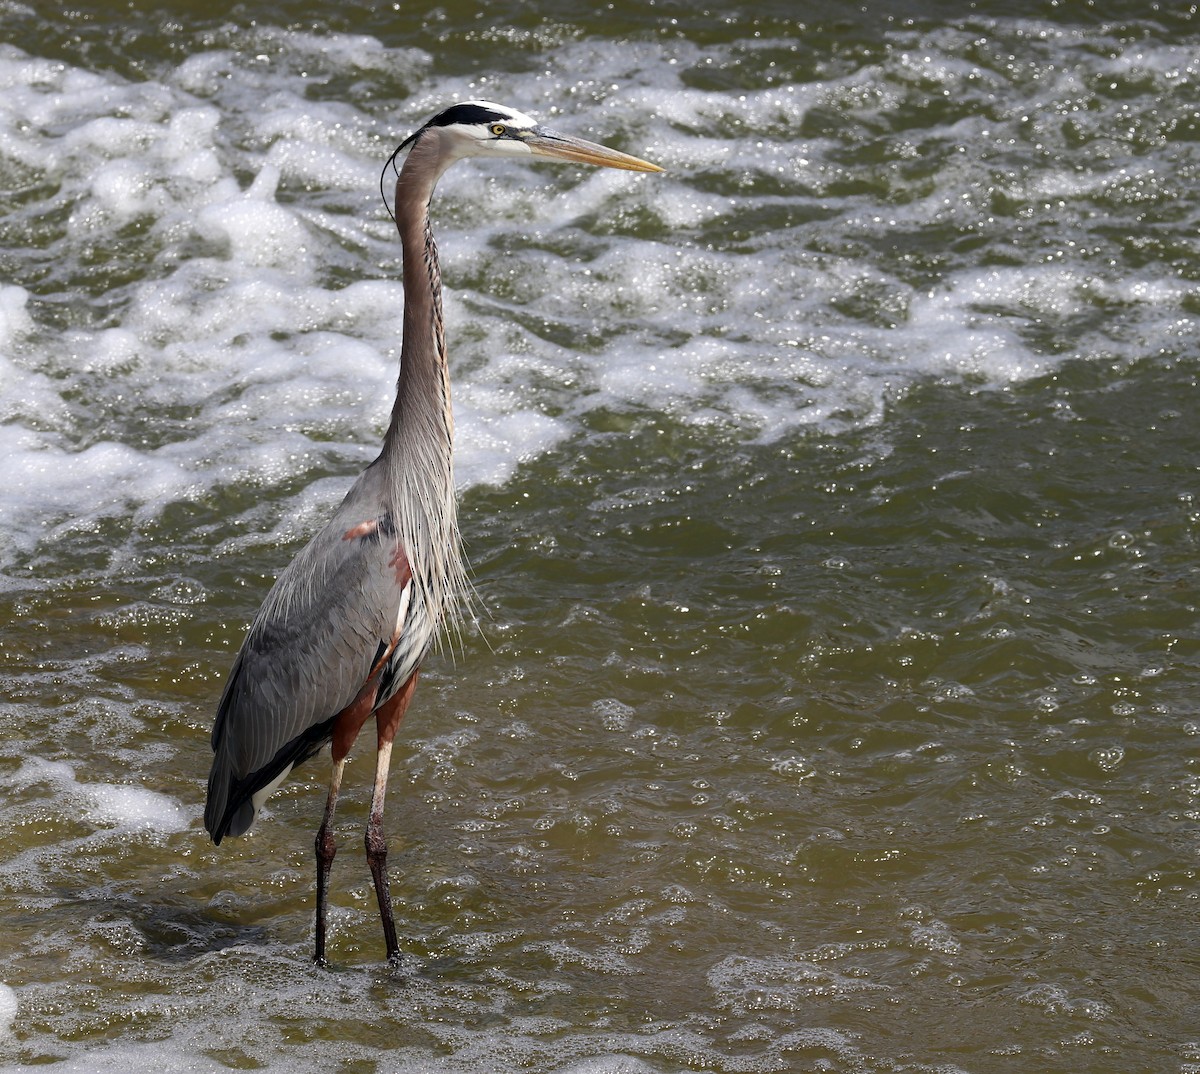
[331, 677, 381, 762]
[376, 669, 419, 749]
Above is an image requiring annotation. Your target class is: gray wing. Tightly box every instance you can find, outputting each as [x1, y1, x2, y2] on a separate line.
[205, 469, 417, 842]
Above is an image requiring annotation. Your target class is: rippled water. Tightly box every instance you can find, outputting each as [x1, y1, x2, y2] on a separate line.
[1, 2, 1199, 1072]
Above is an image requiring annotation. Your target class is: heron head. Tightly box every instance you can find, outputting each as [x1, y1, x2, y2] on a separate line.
[396, 100, 663, 175]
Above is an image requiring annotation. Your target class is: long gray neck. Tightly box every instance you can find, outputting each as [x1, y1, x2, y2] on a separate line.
[381, 135, 466, 629]
[385, 136, 454, 467]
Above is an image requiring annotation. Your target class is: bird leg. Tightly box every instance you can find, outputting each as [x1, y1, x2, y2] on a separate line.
[365, 739, 400, 961]
[364, 669, 419, 964]
[314, 756, 346, 966]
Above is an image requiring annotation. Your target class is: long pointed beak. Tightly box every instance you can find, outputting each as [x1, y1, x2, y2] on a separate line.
[526, 128, 663, 173]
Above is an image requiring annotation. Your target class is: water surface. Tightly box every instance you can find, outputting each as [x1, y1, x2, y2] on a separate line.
[1, 2, 1198, 1071]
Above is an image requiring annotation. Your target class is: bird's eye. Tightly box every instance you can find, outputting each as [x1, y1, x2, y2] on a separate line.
[490, 123, 506, 136]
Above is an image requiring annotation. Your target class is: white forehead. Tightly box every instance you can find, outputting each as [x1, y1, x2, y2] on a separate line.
[464, 100, 538, 127]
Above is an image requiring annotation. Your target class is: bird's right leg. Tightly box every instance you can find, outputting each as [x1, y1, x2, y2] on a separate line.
[318, 664, 393, 966]
[314, 756, 346, 967]
[365, 739, 399, 961]
[366, 669, 419, 964]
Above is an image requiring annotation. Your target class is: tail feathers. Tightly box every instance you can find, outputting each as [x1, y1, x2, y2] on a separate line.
[205, 759, 281, 845]
[205, 721, 336, 845]
[211, 799, 255, 845]
[205, 757, 255, 845]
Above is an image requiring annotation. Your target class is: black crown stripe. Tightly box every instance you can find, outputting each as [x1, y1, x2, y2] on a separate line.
[427, 103, 510, 128]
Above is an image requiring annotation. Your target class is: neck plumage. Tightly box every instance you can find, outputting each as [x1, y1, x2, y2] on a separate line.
[382, 136, 467, 633]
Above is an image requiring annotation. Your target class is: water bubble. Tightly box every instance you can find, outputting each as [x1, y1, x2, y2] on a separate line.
[593, 697, 635, 731]
[1089, 746, 1125, 773]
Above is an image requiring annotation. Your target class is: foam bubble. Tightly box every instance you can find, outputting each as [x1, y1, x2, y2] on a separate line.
[0, 983, 16, 1038]
[551, 1059, 658, 1074]
[708, 953, 890, 1015]
[0, 285, 32, 349]
[83, 783, 189, 834]
[0, 1044, 228, 1074]
[3, 757, 188, 836]
[196, 187, 314, 270]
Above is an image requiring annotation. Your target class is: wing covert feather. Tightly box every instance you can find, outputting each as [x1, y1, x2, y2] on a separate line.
[215, 540, 393, 762]
[209, 485, 413, 810]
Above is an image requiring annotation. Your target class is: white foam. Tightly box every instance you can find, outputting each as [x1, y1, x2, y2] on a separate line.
[0, 983, 15, 1038]
[551, 1059, 658, 1074]
[1, 21, 1194, 576]
[195, 178, 315, 271]
[3, 756, 188, 836]
[0, 1045, 228, 1074]
[0, 285, 32, 349]
[83, 783, 189, 833]
[708, 953, 890, 1016]
[0, 1038, 682, 1074]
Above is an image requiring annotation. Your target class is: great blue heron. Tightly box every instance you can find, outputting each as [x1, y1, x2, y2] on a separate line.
[204, 101, 661, 965]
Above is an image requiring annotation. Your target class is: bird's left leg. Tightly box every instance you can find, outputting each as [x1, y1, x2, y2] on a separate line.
[366, 669, 419, 963]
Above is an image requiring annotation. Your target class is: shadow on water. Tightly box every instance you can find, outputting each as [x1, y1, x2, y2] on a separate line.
[39, 890, 272, 963]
